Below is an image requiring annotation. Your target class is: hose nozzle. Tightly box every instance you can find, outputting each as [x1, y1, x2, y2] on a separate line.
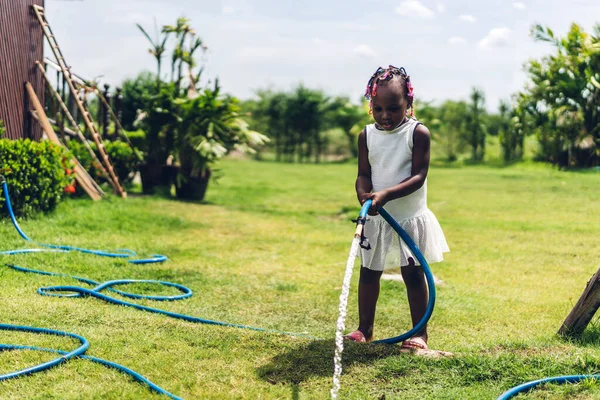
[354, 200, 372, 249]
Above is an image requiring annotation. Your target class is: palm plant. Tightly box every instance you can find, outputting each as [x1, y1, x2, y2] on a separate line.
[520, 23, 600, 166]
[136, 21, 169, 85]
[135, 16, 268, 198]
[162, 17, 195, 96]
[175, 80, 268, 199]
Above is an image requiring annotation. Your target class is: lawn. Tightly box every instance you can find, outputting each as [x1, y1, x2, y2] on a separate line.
[1, 158, 600, 399]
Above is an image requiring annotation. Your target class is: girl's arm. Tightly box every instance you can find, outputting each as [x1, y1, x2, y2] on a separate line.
[370, 124, 431, 211]
[355, 128, 373, 205]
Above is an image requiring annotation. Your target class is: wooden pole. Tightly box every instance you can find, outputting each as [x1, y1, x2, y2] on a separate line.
[558, 267, 600, 337]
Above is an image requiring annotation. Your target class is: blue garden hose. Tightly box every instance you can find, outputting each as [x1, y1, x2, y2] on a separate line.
[497, 375, 600, 399]
[360, 202, 600, 398]
[0, 175, 318, 398]
[6, 264, 193, 301]
[356, 200, 436, 345]
[0, 248, 66, 255]
[6, 175, 567, 399]
[1, 177, 166, 264]
[0, 260, 315, 399]
[0, 324, 89, 380]
[0, 324, 181, 399]
[3, 263, 318, 338]
[5, 173, 574, 399]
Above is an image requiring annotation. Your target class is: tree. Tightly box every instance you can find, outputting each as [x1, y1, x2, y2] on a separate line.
[466, 87, 487, 161]
[285, 86, 329, 163]
[247, 90, 290, 162]
[326, 97, 370, 158]
[518, 23, 600, 167]
[120, 71, 159, 131]
[438, 100, 469, 162]
[249, 86, 335, 163]
[495, 100, 521, 162]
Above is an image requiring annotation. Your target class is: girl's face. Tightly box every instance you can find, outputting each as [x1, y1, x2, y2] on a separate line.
[371, 82, 410, 131]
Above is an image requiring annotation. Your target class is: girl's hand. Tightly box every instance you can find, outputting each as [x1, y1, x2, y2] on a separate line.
[358, 192, 374, 206]
[369, 190, 389, 215]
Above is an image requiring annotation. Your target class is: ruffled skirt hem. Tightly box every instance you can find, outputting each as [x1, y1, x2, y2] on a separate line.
[359, 209, 449, 271]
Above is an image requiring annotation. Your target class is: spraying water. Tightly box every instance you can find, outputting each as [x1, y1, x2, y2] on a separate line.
[331, 200, 438, 398]
[331, 236, 361, 399]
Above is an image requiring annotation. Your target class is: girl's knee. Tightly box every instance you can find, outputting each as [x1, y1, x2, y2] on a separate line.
[401, 260, 425, 286]
[359, 267, 382, 284]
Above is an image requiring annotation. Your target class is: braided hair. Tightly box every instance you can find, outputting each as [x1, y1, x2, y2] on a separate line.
[364, 65, 415, 117]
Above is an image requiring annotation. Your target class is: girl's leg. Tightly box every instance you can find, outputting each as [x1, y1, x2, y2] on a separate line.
[357, 266, 383, 341]
[400, 257, 428, 344]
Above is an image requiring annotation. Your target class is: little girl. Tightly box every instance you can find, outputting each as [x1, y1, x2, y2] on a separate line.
[345, 66, 449, 349]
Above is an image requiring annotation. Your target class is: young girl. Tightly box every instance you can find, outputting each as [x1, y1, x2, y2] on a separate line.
[345, 66, 449, 349]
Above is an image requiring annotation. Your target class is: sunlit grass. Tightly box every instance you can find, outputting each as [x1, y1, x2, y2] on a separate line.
[0, 158, 599, 399]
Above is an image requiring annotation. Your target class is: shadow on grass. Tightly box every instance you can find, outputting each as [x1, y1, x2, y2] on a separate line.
[257, 338, 406, 385]
[258, 337, 600, 396]
[564, 320, 600, 346]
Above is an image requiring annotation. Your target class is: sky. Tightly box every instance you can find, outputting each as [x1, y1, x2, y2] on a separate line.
[45, 0, 600, 112]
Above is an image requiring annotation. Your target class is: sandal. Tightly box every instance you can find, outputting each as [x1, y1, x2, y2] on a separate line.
[343, 330, 367, 343]
[401, 337, 428, 350]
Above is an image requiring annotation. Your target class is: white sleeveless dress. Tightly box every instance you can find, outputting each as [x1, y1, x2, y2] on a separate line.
[360, 119, 449, 270]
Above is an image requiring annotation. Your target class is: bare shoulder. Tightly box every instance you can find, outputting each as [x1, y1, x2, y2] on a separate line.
[358, 127, 367, 139]
[414, 123, 431, 139]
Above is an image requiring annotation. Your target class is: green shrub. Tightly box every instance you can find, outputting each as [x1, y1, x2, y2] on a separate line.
[106, 140, 140, 184]
[0, 120, 5, 138]
[125, 129, 146, 153]
[0, 139, 74, 217]
[67, 139, 139, 187]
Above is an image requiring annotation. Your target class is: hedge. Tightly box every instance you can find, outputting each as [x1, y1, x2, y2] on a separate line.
[0, 139, 74, 217]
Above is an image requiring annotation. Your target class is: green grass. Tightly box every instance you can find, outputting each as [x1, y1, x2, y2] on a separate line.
[1, 158, 600, 399]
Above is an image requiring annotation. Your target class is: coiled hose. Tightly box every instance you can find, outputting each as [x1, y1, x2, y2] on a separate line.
[1, 176, 165, 264]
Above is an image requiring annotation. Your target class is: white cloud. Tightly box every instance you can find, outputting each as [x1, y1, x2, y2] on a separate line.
[448, 36, 466, 45]
[353, 44, 377, 58]
[513, 2, 526, 9]
[459, 14, 477, 23]
[222, 6, 235, 14]
[312, 37, 324, 44]
[395, 1, 435, 19]
[478, 27, 512, 49]
[436, 2, 445, 12]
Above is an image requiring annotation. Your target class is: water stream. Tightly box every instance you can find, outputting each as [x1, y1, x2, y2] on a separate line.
[331, 236, 361, 399]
